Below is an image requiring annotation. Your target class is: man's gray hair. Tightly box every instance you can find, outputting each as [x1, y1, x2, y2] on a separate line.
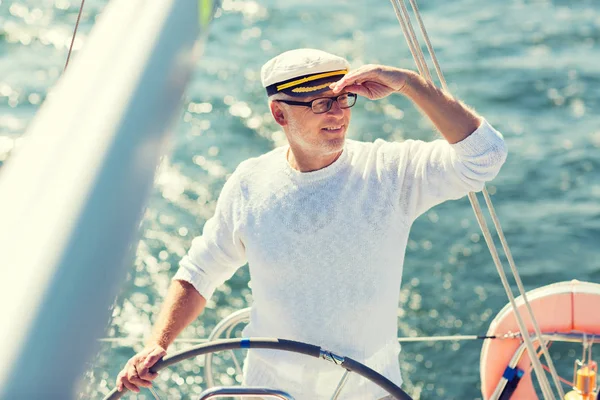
[267, 92, 290, 104]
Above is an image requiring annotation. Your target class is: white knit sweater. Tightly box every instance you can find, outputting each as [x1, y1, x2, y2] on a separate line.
[173, 120, 507, 399]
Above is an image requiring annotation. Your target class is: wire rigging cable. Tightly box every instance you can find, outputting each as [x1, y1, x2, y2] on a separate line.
[96, 334, 502, 344]
[64, 0, 86, 71]
[387, 1, 565, 399]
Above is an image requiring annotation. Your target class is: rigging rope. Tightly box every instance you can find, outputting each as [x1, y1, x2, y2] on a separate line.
[481, 189, 565, 399]
[64, 0, 86, 71]
[388, 1, 565, 399]
[468, 193, 557, 400]
[389, 0, 429, 80]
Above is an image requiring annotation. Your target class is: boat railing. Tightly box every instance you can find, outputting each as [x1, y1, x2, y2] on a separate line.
[205, 307, 251, 387]
[202, 307, 355, 400]
[197, 386, 295, 399]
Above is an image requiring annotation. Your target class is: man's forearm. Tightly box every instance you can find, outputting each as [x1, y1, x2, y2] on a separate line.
[146, 280, 206, 349]
[401, 72, 482, 144]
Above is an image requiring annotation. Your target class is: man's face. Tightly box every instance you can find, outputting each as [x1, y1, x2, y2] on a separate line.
[272, 89, 352, 156]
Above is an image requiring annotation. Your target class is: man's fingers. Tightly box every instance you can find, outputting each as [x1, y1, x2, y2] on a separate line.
[138, 367, 159, 381]
[140, 371, 159, 381]
[138, 348, 166, 378]
[331, 76, 358, 93]
[131, 347, 152, 366]
[332, 68, 379, 92]
[332, 77, 370, 93]
[144, 347, 167, 368]
[342, 84, 370, 97]
[129, 375, 153, 388]
[116, 371, 125, 392]
[117, 346, 165, 392]
[123, 364, 152, 391]
[126, 364, 138, 379]
[137, 369, 160, 381]
[121, 379, 140, 393]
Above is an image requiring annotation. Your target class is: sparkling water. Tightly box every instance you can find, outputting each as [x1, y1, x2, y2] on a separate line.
[1, 0, 599, 398]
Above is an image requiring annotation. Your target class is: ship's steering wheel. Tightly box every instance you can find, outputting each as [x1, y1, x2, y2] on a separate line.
[102, 337, 413, 400]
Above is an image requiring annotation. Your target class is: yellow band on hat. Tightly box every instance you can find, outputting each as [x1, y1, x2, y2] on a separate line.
[291, 83, 332, 93]
[276, 69, 348, 91]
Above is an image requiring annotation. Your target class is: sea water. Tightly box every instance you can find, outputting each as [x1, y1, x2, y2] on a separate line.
[1, 0, 599, 398]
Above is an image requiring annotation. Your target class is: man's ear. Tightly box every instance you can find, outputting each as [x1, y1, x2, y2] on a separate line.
[270, 100, 287, 127]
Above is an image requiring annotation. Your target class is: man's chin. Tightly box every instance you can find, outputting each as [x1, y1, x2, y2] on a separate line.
[324, 137, 346, 152]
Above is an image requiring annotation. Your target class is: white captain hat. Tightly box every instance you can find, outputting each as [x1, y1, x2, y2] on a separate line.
[261, 48, 350, 97]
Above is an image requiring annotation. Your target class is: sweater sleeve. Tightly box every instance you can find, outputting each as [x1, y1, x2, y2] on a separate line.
[382, 119, 508, 223]
[172, 169, 247, 301]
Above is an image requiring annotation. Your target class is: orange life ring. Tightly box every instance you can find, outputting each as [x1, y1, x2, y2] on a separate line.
[480, 280, 600, 399]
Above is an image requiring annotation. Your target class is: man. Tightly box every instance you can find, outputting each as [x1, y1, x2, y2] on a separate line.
[116, 48, 507, 399]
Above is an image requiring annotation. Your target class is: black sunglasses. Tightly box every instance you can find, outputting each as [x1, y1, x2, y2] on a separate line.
[275, 93, 357, 114]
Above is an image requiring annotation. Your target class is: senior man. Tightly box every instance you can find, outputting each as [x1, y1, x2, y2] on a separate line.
[116, 48, 508, 399]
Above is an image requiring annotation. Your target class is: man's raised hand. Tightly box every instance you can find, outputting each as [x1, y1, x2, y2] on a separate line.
[330, 65, 413, 100]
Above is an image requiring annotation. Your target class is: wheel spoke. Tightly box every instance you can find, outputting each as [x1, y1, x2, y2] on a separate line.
[330, 370, 351, 400]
